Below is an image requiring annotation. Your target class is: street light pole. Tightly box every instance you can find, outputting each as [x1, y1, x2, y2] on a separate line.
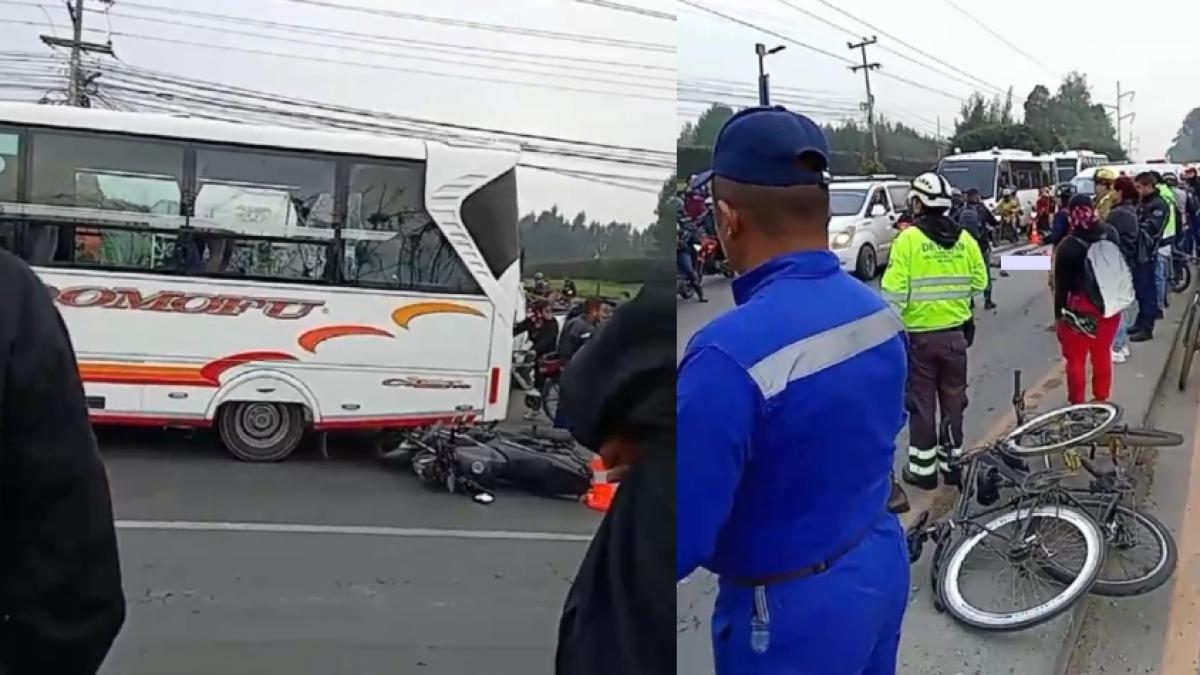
[754, 43, 785, 106]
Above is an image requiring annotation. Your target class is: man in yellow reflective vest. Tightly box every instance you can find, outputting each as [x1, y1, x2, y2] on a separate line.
[883, 173, 989, 492]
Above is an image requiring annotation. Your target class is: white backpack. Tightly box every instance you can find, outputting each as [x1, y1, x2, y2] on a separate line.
[1084, 238, 1134, 318]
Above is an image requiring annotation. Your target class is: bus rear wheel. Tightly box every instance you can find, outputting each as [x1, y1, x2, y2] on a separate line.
[218, 401, 305, 462]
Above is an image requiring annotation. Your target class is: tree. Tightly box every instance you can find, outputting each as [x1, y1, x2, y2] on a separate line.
[650, 174, 677, 256]
[677, 104, 734, 146]
[519, 206, 656, 264]
[1168, 107, 1200, 163]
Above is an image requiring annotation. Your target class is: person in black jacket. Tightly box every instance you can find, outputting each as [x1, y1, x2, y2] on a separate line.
[1053, 194, 1123, 404]
[957, 188, 998, 309]
[0, 249, 124, 674]
[1129, 173, 1171, 342]
[554, 283, 673, 675]
[1104, 176, 1141, 363]
[513, 299, 559, 358]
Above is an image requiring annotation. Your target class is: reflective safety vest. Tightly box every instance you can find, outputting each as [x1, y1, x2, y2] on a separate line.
[881, 226, 990, 332]
[1095, 191, 1116, 221]
[1157, 184, 1178, 239]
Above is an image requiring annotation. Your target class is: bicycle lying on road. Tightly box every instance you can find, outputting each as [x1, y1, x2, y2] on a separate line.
[906, 371, 1181, 632]
[1176, 249, 1200, 390]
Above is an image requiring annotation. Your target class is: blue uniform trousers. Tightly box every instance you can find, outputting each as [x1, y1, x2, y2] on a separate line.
[711, 514, 909, 675]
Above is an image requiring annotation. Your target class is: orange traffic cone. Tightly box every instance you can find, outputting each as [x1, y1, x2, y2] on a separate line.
[583, 455, 618, 512]
[1029, 222, 1041, 246]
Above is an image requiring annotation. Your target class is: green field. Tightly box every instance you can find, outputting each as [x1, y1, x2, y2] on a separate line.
[526, 278, 641, 299]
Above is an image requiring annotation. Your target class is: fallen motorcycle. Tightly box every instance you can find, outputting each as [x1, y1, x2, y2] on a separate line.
[390, 424, 592, 504]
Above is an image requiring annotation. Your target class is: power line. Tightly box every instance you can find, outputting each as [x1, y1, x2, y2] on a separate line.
[0, 24, 675, 103]
[573, 0, 674, 21]
[807, 0, 1006, 96]
[66, 11, 670, 91]
[67, 0, 673, 75]
[280, 0, 673, 53]
[772, 0, 1001, 96]
[942, 0, 1047, 70]
[89, 58, 671, 162]
[679, 1, 964, 103]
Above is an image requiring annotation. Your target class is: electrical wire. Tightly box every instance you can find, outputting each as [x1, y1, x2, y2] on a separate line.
[679, 0, 965, 102]
[808, 0, 1006, 96]
[280, 0, 674, 53]
[573, 0, 674, 21]
[942, 0, 1047, 70]
[69, 12, 671, 91]
[772, 0, 1004, 97]
[69, 0, 673, 75]
[58, 28, 675, 102]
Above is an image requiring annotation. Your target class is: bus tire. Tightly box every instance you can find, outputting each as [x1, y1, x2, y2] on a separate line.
[218, 401, 305, 462]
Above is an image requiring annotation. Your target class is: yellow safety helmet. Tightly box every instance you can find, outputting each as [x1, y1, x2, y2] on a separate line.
[1094, 167, 1117, 183]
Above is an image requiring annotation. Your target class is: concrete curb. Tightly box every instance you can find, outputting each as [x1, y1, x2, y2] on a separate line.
[1050, 300, 1190, 675]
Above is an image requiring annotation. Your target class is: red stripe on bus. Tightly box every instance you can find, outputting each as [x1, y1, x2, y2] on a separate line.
[313, 414, 477, 431]
[89, 412, 212, 428]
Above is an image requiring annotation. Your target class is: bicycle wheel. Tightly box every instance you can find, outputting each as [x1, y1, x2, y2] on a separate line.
[937, 504, 1104, 632]
[1179, 298, 1200, 392]
[1041, 499, 1176, 597]
[1099, 426, 1185, 448]
[1003, 402, 1123, 457]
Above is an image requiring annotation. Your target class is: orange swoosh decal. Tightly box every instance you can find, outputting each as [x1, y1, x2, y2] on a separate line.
[298, 325, 394, 353]
[391, 302, 485, 329]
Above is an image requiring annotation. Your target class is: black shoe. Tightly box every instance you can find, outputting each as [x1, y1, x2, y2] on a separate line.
[1156, 309, 1165, 320]
[888, 480, 910, 514]
[1129, 329, 1153, 343]
[984, 300, 997, 310]
[697, 294, 708, 303]
[940, 468, 962, 489]
[901, 466, 938, 491]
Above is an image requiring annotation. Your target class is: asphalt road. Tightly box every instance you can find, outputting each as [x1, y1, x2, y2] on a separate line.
[675, 246, 1181, 674]
[98, 398, 601, 675]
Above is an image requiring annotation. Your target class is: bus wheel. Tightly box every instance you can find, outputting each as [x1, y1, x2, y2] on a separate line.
[218, 401, 305, 462]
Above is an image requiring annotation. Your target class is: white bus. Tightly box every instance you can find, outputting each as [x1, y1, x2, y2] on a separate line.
[1050, 150, 1109, 183]
[0, 103, 522, 462]
[937, 148, 1055, 216]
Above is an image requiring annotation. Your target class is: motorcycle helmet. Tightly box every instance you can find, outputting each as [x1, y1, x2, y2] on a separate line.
[1056, 182, 1076, 202]
[908, 172, 954, 210]
[1094, 167, 1117, 183]
[1164, 172, 1179, 186]
[534, 272, 545, 281]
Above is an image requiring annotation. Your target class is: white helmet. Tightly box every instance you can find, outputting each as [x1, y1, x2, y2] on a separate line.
[909, 172, 954, 210]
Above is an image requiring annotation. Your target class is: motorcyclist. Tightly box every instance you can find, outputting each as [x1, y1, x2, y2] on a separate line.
[532, 272, 550, 297]
[676, 218, 706, 302]
[1093, 167, 1118, 220]
[1035, 186, 1055, 236]
[995, 187, 1022, 239]
[513, 299, 561, 420]
[562, 277, 577, 299]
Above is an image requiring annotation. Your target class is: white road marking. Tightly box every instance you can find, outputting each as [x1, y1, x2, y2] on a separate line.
[116, 519, 593, 542]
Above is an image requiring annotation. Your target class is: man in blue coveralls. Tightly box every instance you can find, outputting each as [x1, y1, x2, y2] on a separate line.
[677, 106, 911, 674]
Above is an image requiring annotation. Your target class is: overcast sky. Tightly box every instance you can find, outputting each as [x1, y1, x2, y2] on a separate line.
[678, 0, 1200, 161]
[0, 0, 673, 225]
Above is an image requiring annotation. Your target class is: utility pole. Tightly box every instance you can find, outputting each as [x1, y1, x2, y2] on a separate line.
[39, 0, 114, 107]
[754, 43, 785, 106]
[848, 36, 881, 165]
[1103, 80, 1135, 157]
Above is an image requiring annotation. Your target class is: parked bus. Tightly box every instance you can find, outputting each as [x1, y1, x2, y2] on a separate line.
[1050, 150, 1109, 183]
[0, 103, 521, 462]
[936, 148, 1055, 217]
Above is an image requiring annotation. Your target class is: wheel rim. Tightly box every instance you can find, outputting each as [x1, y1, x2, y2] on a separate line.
[1004, 403, 1122, 457]
[544, 383, 559, 418]
[941, 505, 1103, 628]
[863, 247, 877, 277]
[234, 403, 289, 450]
[1084, 502, 1171, 587]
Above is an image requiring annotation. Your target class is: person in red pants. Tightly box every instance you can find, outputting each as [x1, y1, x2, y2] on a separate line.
[1052, 194, 1123, 403]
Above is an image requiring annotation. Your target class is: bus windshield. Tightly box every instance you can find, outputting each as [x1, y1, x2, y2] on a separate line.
[1056, 158, 1077, 183]
[938, 160, 997, 199]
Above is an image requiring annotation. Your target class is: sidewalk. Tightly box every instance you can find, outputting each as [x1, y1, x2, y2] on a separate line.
[898, 299, 1187, 675]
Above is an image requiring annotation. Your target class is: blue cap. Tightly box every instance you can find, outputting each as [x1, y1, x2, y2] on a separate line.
[711, 106, 830, 187]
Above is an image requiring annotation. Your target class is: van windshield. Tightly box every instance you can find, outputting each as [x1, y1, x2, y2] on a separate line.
[938, 160, 997, 199]
[829, 189, 867, 216]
